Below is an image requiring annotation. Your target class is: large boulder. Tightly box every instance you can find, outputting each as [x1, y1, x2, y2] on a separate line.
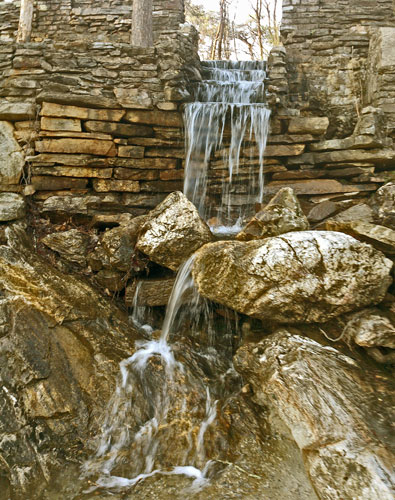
[192, 231, 393, 323]
[234, 330, 395, 500]
[136, 191, 213, 271]
[0, 121, 25, 186]
[236, 187, 309, 241]
[0, 224, 137, 498]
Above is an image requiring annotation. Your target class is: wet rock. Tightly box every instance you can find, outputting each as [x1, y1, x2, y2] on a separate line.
[237, 187, 309, 241]
[0, 193, 26, 221]
[234, 329, 395, 500]
[136, 191, 213, 271]
[88, 215, 147, 273]
[0, 121, 25, 186]
[0, 224, 137, 498]
[371, 182, 395, 229]
[325, 220, 395, 255]
[42, 229, 96, 266]
[192, 231, 393, 323]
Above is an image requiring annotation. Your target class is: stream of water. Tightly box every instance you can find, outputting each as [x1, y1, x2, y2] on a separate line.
[81, 61, 270, 495]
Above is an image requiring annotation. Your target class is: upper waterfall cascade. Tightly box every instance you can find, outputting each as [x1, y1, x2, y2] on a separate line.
[184, 60, 271, 235]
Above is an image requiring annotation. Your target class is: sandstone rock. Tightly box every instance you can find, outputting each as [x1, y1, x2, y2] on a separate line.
[0, 121, 25, 185]
[325, 220, 395, 255]
[234, 330, 395, 500]
[125, 110, 183, 127]
[31, 176, 88, 191]
[32, 166, 113, 178]
[192, 231, 392, 323]
[344, 308, 395, 349]
[36, 92, 121, 110]
[288, 117, 329, 135]
[93, 179, 140, 192]
[35, 138, 116, 156]
[41, 117, 81, 132]
[84, 120, 154, 137]
[136, 191, 213, 271]
[237, 187, 309, 241]
[40, 102, 125, 122]
[125, 277, 176, 307]
[0, 193, 26, 221]
[264, 179, 376, 196]
[0, 102, 36, 121]
[263, 143, 305, 156]
[42, 193, 122, 215]
[371, 182, 395, 229]
[88, 216, 147, 273]
[42, 229, 96, 266]
[118, 145, 145, 158]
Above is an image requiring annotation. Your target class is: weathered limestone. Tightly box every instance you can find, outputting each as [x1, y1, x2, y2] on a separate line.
[344, 308, 395, 350]
[41, 116, 82, 132]
[136, 191, 213, 271]
[371, 183, 395, 229]
[237, 187, 309, 241]
[234, 330, 395, 500]
[0, 121, 24, 185]
[0, 193, 25, 221]
[93, 179, 140, 192]
[125, 110, 183, 127]
[192, 231, 393, 323]
[84, 120, 153, 138]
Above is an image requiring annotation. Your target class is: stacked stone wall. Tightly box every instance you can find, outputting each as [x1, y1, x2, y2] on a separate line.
[0, 0, 184, 43]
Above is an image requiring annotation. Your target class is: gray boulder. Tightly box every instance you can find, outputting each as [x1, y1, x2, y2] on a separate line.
[136, 191, 213, 271]
[192, 231, 393, 323]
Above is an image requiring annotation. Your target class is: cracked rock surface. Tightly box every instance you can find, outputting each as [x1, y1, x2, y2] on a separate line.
[234, 329, 395, 500]
[192, 231, 393, 323]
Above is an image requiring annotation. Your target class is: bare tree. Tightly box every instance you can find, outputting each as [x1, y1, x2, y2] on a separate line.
[131, 0, 153, 47]
[17, 0, 34, 43]
[210, 0, 231, 60]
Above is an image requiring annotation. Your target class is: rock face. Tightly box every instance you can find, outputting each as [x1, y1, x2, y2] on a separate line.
[0, 121, 24, 186]
[237, 187, 309, 241]
[136, 191, 213, 271]
[234, 330, 395, 500]
[192, 231, 393, 323]
[0, 224, 137, 498]
[0, 193, 25, 221]
[371, 182, 395, 229]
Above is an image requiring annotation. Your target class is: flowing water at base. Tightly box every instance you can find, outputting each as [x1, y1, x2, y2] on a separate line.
[81, 257, 241, 495]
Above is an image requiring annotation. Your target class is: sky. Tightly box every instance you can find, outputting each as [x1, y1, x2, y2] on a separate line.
[189, 0, 282, 24]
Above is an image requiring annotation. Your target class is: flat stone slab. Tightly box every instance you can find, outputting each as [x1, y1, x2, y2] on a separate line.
[0, 193, 26, 221]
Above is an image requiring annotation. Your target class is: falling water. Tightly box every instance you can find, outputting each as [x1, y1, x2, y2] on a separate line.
[81, 59, 270, 496]
[184, 60, 271, 235]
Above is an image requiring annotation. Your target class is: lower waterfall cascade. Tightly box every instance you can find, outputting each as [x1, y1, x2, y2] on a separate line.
[81, 61, 271, 494]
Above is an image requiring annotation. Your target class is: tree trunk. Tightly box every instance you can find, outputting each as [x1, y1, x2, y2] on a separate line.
[17, 0, 34, 43]
[131, 0, 153, 47]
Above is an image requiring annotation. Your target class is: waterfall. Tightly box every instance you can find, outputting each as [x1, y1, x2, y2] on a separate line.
[184, 60, 271, 235]
[81, 60, 270, 495]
